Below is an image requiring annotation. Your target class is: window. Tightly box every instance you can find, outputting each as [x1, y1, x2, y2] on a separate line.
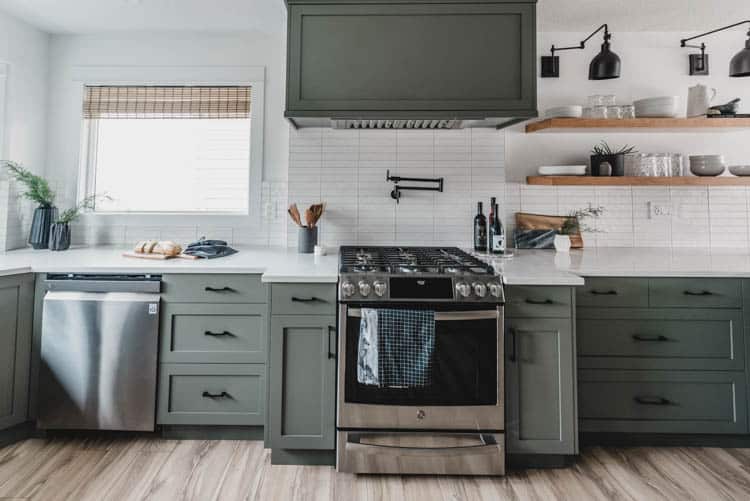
[80, 85, 253, 214]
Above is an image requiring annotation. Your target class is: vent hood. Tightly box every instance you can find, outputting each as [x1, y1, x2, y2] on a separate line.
[284, 0, 538, 129]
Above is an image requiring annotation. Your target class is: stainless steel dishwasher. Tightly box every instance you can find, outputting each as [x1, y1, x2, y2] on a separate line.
[38, 274, 161, 431]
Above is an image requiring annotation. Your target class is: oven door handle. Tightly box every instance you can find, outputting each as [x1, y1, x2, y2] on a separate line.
[346, 309, 499, 321]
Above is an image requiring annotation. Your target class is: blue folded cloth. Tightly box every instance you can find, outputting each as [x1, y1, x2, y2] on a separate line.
[358, 308, 435, 388]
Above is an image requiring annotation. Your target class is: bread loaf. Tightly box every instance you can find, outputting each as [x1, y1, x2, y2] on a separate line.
[154, 241, 182, 257]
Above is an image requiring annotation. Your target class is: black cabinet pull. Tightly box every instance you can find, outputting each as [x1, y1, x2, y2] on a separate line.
[204, 330, 234, 337]
[590, 290, 617, 296]
[525, 298, 554, 305]
[202, 391, 231, 399]
[509, 328, 517, 362]
[204, 286, 235, 293]
[684, 290, 713, 296]
[327, 325, 337, 360]
[632, 334, 670, 342]
[292, 296, 321, 303]
[634, 396, 673, 406]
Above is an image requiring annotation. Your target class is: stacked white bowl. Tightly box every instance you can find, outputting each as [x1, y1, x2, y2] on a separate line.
[689, 155, 726, 176]
[633, 96, 680, 118]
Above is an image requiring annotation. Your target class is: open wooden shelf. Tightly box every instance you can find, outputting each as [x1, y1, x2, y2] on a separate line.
[527, 176, 750, 186]
[525, 117, 750, 133]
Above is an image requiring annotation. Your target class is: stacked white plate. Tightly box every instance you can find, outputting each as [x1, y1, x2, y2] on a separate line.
[689, 155, 726, 176]
[544, 105, 583, 119]
[537, 165, 587, 176]
[633, 96, 680, 118]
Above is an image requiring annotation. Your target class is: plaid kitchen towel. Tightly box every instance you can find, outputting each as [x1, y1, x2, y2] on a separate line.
[358, 308, 435, 388]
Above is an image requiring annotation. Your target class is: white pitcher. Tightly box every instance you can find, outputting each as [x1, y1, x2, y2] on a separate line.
[687, 84, 717, 117]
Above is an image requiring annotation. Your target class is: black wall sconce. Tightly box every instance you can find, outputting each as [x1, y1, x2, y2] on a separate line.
[541, 24, 621, 80]
[681, 20, 750, 77]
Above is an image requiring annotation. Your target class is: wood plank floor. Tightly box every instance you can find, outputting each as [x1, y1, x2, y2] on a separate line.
[1, 438, 749, 500]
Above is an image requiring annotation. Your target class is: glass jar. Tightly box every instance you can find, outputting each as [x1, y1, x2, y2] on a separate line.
[601, 94, 617, 106]
[587, 95, 604, 107]
[591, 105, 608, 119]
[607, 106, 623, 119]
[622, 105, 636, 119]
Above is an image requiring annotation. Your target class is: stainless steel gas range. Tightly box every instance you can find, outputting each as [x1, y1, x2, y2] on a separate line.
[336, 246, 505, 475]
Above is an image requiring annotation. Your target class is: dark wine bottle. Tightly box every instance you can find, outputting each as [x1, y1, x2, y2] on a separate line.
[487, 197, 496, 253]
[473, 202, 487, 251]
[490, 202, 505, 255]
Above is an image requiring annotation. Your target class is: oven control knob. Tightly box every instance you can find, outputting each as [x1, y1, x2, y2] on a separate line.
[455, 281, 471, 298]
[358, 280, 372, 297]
[373, 280, 387, 297]
[473, 282, 488, 298]
[341, 281, 356, 298]
[488, 282, 503, 298]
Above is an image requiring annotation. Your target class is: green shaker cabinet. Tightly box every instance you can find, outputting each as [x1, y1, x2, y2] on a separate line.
[0, 274, 34, 430]
[269, 315, 337, 450]
[505, 287, 578, 456]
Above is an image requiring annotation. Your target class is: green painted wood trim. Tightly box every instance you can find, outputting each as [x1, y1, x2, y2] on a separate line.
[271, 283, 336, 316]
[161, 274, 267, 304]
[649, 278, 742, 309]
[160, 425, 264, 440]
[270, 448, 335, 466]
[506, 286, 573, 319]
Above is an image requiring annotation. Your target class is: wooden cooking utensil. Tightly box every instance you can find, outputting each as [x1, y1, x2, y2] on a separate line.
[288, 204, 303, 227]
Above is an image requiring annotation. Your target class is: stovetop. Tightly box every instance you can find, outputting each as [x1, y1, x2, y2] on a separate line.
[340, 246, 494, 276]
[338, 246, 503, 303]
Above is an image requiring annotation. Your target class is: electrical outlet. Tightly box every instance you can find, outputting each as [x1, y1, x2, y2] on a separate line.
[647, 201, 671, 219]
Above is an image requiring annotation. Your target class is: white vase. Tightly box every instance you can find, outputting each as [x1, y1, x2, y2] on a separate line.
[554, 234, 571, 253]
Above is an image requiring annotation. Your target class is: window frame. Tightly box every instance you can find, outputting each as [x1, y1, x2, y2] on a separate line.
[73, 65, 265, 226]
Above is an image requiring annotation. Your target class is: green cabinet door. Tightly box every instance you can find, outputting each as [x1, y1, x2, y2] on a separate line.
[505, 317, 577, 455]
[286, 2, 537, 115]
[269, 315, 337, 450]
[0, 274, 34, 430]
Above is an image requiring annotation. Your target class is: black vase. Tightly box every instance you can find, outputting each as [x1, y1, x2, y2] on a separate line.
[48, 223, 71, 251]
[590, 154, 625, 177]
[29, 206, 57, 249]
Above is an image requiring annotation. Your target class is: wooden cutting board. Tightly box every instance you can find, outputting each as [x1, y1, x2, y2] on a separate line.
[515, 212, 584, 248]
[122, 251, 200, 260]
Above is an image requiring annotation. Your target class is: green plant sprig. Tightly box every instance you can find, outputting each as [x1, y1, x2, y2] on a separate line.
[2, 160, 55, 207]
[591, 141, 637, 157]
[559, 204, 605, 235]
[56, 194, 112, 224]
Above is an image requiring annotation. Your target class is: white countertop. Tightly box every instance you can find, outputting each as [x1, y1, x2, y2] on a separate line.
[4, 245, 750, 287]
[0, 246, 340, 283]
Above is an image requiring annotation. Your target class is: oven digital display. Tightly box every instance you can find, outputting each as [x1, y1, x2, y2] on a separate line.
[389, 277, 454, 299]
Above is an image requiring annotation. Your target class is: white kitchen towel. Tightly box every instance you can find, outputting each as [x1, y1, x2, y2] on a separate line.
[357, 308, 380, 386]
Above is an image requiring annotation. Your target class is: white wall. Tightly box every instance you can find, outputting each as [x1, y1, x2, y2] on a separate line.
[0, 10, 49, 250]
[43, 30, 290, 246]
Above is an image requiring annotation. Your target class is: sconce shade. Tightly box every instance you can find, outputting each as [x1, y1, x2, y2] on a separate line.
[730, 39, 750, 77]
[589, 42, 621, 80]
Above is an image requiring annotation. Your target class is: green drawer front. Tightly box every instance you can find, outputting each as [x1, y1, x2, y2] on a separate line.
[271, 283, 336, 315]
[577, 278, 648, 308]
[158, 364, 265, 425]
[160, 304, 266, 364]
[578, 370, 747, 434]
[649, 278, 741, 308]
[577, 310, 744, 371]
[506, 286, 572, 318]
[162, 274, 266, 303]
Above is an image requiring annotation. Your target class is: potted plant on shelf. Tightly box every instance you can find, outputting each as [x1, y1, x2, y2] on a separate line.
[2, 160, 57, 249]
[555, 205, 604, 252]
[49, 194, 109, 251]
[590, 141, 637, 177]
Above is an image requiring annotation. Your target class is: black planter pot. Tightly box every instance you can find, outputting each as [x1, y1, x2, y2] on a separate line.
[590, 154, 625, 177]
[48, 223, 71, 251]
[29, 206, 57, 249]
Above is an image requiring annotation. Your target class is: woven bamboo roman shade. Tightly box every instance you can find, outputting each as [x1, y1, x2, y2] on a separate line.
[82, 86, 251, 119]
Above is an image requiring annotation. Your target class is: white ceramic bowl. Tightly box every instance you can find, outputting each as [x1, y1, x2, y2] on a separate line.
[690, 163, 726, 176]
[729, 165, 750, 176]
[634, 96, 680, 118]
[544, 105, 583, 119]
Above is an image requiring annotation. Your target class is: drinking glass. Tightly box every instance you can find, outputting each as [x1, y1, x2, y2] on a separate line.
[622, 105, 636, 119]
[602, 95, 617, 106]
[607, 106, 623, 119]
[587, 95, 604, 107]
[591, 106, 608, 119]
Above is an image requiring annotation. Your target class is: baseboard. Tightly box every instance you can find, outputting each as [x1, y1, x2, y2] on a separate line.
[271, 448, 335, 466]
[160, 426, 264, 441]
[0, 422, 34, 448]
[506, 453, 577, 469]
[581, 432, 750, 448]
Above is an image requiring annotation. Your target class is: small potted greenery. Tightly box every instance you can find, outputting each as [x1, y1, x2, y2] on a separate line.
[2, 160, 57, 249]
[590, 141, 637, 177]
[555, 205, 604, 252]
[49, 195, 108, 251]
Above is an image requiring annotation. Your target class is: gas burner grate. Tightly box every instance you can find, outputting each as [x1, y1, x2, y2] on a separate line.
[339, 246, 494, 275]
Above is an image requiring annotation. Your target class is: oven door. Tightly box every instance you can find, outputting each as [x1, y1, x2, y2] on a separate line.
[337, 303, 503, 431]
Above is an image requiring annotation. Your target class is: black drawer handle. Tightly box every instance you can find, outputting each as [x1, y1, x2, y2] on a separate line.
[204, 286, 235, 293]
[634, 396, 673, 406]
[202, 391, 231, 399]
[328, 325, 337, 360]
[292, 296, 322, 303]
[204, 330, 235, 337]
[632, 334, 670, 342]
[684, 290, 713, 296]
[590, 290, 617, 296]
[525, 298, 554, 305]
